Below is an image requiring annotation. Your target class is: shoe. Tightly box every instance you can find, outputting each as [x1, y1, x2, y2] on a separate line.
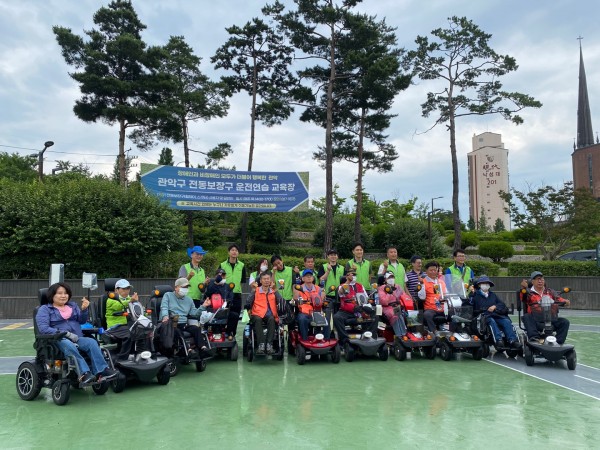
[257, 343, 266, 354]
[266, 343, 274, 355]
[509, 340, 522, 349]
[188, 349, 199, 358]
[228, 335, 234, 341]
[531, 337, 544, 345]
[98, 368, 119, 381]
[79, 372, 96, 385]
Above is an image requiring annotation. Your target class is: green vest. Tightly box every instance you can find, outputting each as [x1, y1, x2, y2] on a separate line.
[105, 296, 131, 328]
[345, 259, 372, 290]
[385, 261, 406, 289]
[220, 259, 245, 294]
[272, 265, 293, 300]
[185, 263, 206, 301]
[323, 263, 344, 297]
[446, 264, 474, 292]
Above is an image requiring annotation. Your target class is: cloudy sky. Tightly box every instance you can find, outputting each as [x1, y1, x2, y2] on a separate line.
[1, 0, 598, 217]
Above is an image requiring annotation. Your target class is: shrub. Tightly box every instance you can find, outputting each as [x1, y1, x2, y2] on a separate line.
[313, 215, 373, 258]
[445, 231, 479, 249]
[478, 241, 515, 263]
[384, 218, 446, 259]
[513, 227, 541, 242]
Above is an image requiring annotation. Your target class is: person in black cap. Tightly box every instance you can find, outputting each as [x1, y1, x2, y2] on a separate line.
[520, 271, 570, 344]
[471, 275, 521, 349]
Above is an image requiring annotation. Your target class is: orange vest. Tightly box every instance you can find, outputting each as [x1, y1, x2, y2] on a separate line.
[423, 278, 445, 311]
[251, 289, 279, 320]
[297, 285, 323, 314]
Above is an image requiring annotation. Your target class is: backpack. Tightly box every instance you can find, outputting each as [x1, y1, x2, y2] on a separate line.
[155, 320, 175, 357]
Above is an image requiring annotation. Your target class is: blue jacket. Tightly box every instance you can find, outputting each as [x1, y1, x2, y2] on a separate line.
[471, 291, 508, 319]
[36, 302, 89, 337]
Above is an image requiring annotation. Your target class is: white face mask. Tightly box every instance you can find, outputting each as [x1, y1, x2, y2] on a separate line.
[479, 284, 490, 292]
[260, 265, 268, 272]
[218, 279, 226, 285]
[178, 287, 189, 296]
[386, 278, 395, 286]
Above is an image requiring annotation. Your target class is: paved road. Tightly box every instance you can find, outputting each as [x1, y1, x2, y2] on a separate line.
[485, 351, 600, 401]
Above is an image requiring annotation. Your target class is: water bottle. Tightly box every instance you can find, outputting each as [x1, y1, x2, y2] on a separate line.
[244, 324, 250, 338]
[435, 298, 441, 310]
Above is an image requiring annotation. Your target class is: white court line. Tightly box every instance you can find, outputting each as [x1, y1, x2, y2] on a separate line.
[578, 363, 600, 371]
[575, 375, 600, 385]
[483, 358, 600, 402]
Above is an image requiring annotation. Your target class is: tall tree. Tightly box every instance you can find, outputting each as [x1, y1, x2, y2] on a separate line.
[404, 16, 541, 251]
[0, 152, 37, 182]
[53, 0, 154, 186]
[478, 206, 489, 232]
[310, 13, 410, 241]
[212, 7, 296, 251]
[270, 0, 363, 254]
[158, 147, 174, 166]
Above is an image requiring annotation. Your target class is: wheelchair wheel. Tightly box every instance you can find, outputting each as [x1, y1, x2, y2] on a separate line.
[52, 380, 70, 406]
[157, 366, 171, 385]
[296, 346, 306, 365]
[481, 343, 490, 358]
[377, 345, 389, 361]
[566, 349, 577, 370]
[506, 349, 519, 358]
[440, 341, 452, 361]
[287, 333, 295, 356]
[195, 360, 207, 372]
[229, 343, 239, 361]
[92, 381, 109, 396]
[331, 345, 341, 364]
[167, 360, 180, 377]
[472, 347, 483, 361]
[16, 362, 42, 401]
[111, 373, 127, 393]
[344, 342, 355, 362]
[524, 344, 535, 366]
[424, 346, 436, 360]
[247, 345, 254, 362]
[393, 344, 407, 361]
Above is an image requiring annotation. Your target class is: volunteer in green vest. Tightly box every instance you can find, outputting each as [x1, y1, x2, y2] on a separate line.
[178, 245, 210, 307]
[249, 258, 269, 291]
[345, 242, 372, 292]
[377, 245, 406, 289]
[220, 244, 247, 337]
[271, 254, 294, 301]
[317, 249, 344, 312]
[444, 248, 475, 295]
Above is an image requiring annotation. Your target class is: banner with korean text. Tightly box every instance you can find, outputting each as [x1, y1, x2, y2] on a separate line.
[140, 164, 309, 212]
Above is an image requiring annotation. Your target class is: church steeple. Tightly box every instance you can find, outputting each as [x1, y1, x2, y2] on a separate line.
[577, 38, 594, 149]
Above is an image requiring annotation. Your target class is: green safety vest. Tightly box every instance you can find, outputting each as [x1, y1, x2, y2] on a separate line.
[220, 259, 245, 294]
[184, 263, 206, 300]
[345, 259, 372, 290]
[272, 265, 293, 300]
[323, 263, 344, 297]
[447, 264, 474, 288]
[384, 261, 406, 289]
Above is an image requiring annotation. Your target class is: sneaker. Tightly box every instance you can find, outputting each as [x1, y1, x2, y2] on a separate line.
[188, 349, 199, 359]
[98, 368, 119, 381]
[257, 343, 266, 354]
[79, 372, 96, 385]
[266, 343, 274, 355]
[509, 340, 522, 349]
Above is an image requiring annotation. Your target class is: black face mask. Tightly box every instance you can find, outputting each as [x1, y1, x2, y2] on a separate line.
[215, 275, 223, 284]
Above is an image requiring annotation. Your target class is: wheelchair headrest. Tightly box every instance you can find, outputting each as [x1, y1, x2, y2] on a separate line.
[152, 285, 174, 298]
[38, 288, 50, 305]
[104, 277, 122, 292]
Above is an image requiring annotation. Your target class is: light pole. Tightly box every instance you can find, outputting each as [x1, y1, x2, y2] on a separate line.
[428, 196, 443, 258]
[37, 141, 54, 181]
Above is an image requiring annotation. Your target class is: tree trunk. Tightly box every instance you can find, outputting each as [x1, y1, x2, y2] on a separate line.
[323, 21, 336, 256]
[118, 119, 126, 187]
[354, 108, 366, 243]
[449, 111, 462, 251]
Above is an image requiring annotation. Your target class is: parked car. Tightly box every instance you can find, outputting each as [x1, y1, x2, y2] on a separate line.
[557, 250, 597, 261]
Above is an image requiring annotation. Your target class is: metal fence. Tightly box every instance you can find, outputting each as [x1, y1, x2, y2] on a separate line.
[1, 276, 598, 319]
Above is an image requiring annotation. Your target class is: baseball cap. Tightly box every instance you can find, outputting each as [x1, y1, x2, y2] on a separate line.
[175, 277, 190, 287]
[301, 269, 314, 277]
[115, 279, 131, 289]
[530, 271, 544, 280]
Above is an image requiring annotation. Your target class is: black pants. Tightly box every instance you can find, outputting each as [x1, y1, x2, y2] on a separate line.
[226, 293, 242, 335]
[423, 310, 446, 333]
[333, 310, 378, 344]
[522, 314, 570, 344]
[176, 323, 208, 349]
[250, 314, 276, 345]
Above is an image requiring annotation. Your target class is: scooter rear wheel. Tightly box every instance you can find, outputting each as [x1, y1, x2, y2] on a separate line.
[566, 349, 577, 370]
[523, 344, 534, 366]
[331, 345, 341, 364]
[344, 342, 355, 362]
[393, 344, 407, 361]
[440, 341, 452, 361]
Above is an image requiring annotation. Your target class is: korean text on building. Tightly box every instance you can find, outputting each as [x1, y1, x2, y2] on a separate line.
[140, 164, 309, 212]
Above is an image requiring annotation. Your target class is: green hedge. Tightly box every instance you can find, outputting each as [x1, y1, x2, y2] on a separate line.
[507, 261, 600, 277]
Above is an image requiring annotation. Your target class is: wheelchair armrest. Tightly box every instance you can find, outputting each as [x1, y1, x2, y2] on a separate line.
[35, 332, 67, 341]
[82, 328, 100, 337]
[112, 311, 126, 316]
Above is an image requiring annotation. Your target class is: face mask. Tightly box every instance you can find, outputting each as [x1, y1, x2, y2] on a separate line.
[178, 287, 189, 296]
[215, 275, 223, 284]
[386, 278, 395, 286]
[219, 279, 226, 285]
[479, 284, 490, 292]
[260, 265, 268, 272]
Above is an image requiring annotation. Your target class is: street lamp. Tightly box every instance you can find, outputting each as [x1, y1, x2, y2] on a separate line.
[428, 196, 443, 258]
[36, 141, 54, 181]
[51, 167, 64, 175]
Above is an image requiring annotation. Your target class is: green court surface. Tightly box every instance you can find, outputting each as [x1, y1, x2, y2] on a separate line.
[2, 334, 600, 449]
[0, 330, 35, 357]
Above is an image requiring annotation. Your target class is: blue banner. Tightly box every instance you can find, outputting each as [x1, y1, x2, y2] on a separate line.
[140, 164, 309, 212]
